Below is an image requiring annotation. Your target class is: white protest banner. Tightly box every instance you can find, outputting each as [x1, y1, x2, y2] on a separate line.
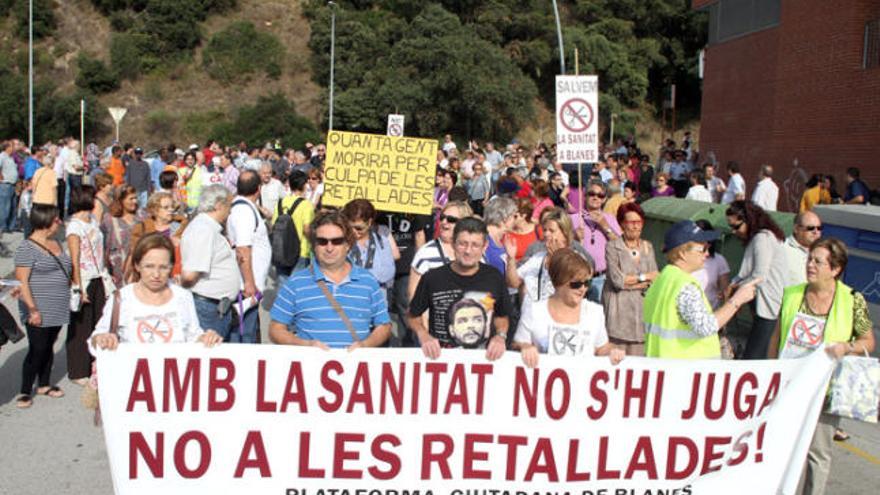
[387, 114, 405, 137]
[98, 346, 834, 495]
[556, 75, 599, 163]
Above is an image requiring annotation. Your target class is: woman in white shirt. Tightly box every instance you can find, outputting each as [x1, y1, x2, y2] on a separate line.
[514, 248, 625, 367]
[90, 233, 221, 351]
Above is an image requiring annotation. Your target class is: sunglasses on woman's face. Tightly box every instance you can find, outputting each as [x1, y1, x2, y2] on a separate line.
[315, 237, 346, 246]
[587, 191, 606, 199]
[568, 279, 591, 290]
[440, 214, 459, 224]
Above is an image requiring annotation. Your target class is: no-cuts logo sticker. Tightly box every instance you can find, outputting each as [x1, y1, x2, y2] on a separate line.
[559, 97, 594, 133]
[136, 316, 175, 343]
[388, 123, 403, 137]
[791, 315, 824, 347]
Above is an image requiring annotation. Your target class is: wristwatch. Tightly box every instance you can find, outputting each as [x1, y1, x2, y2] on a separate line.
[637, 273, 646, 283]
[493, 332, 508, 342]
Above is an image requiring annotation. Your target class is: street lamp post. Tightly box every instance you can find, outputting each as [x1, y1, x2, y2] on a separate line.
[328, 1, 336, 131]
[551, 0, 565, 75]
[28, 0, 33, 148]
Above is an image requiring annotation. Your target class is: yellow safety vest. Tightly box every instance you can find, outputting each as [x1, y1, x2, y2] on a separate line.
[644, 264, 720, 359]
[778, 281, 854, 353]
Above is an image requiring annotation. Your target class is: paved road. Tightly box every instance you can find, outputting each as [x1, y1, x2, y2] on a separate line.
[0, 232, 878, 494]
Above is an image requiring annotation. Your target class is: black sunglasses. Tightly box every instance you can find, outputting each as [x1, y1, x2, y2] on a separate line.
[568, 279, 591, 290]
[315, 237, 346, 246]
[587, 192, 606, 199]
[440, 214, 459, 224]
[800, 225, 822, 232]
[728, 221, 744, 230]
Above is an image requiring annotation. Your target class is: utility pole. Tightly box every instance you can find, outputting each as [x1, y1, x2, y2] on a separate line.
[328, 1, 337, 131]
[551, 0, 565, 75]
[28, 0, 33, 147]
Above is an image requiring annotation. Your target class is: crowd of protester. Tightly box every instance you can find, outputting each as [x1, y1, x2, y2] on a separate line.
[0, 133, 876, 495]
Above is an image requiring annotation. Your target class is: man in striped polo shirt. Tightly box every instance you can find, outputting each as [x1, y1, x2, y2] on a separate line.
[268, 211, 391, 349]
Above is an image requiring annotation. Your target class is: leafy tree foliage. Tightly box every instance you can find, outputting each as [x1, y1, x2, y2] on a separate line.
[307, 2, 538, 142]
[75, 54, 120, 94]
[304, 0, 706, 138]
[202, 21, 285, 84]
[0, 65, 107, 142]
[211, 93, 321, 150]
[13, 0, 56, 40]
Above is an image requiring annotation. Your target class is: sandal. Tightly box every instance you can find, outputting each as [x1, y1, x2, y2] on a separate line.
[71, 378, 89, 387]
[16, 395, 33, 409]
[834, 429, 850, 442]
[36, 386, 65, 399]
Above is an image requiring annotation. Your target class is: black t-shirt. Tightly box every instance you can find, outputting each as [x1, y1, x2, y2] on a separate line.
[408, 263, 511, 348]
[380, 212, 430, 276]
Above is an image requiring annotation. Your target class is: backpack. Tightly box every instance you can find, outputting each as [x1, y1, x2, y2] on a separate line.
[271, 197, 305, 268]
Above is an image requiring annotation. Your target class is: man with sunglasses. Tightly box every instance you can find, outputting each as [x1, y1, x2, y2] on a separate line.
[269, 211, 391, 349]
[408, 217, 512, 360]
[783, 211, 823, 287]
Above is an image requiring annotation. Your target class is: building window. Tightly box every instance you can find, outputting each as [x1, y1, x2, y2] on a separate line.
[865, 19, 880, 69]
[706, 0, 781, 45]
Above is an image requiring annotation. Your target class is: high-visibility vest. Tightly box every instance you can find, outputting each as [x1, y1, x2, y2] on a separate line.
[778, 281, 854, 353]
[644, 264, 720, 359]
[185, 166, 203, 209]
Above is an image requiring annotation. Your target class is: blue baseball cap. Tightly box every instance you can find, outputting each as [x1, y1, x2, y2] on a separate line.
[663, 220, 720, 252]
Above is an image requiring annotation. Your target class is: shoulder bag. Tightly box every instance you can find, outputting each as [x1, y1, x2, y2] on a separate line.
[28, 238, 79, 312]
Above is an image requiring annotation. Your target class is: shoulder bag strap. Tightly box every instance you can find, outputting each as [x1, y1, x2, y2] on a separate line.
[109, 290, 121, 335]
[309, 264, 360, 342]
[111, 217, 123, 247]
[27, 239, 72, 284]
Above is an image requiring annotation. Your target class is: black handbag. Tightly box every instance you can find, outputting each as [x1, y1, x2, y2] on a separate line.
[0, 302, 25, 345]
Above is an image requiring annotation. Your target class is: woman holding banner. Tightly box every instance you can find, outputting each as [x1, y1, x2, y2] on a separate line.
[771, 238, 874, 495]
[513, 248, 624, 367]
[90, 233, 221, 351]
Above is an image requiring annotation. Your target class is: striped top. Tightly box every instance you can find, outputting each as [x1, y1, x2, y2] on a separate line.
[15, 240, 72, 327]
[269, 260, 391, 348]
[410, 239, 451, 275]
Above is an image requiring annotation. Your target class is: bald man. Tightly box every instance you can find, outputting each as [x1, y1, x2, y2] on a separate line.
[782, 210, 822, 286]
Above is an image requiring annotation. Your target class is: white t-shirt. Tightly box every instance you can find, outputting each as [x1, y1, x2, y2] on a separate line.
[751, 178, 779, 211]
[227, 196, 272, 293]
[515, 298, 608, 356]
[260, 178, 287, 216]
[89, 284, 204, 355]
[693, 254, 731, 309]
[66, 216, 104, 281]
[722, 173, 745, 204]
[181, 213, 242, 299]
[686, 185, 713, 202]
[707, 177, 726, 203]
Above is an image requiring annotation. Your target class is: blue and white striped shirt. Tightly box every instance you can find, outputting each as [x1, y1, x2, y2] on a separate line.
[269, 260, 391, 348]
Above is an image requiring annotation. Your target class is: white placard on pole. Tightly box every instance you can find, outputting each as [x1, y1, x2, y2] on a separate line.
[108, 107, 127, 142]
[555, 75, 598, 163]
[386, 114, 405, 137]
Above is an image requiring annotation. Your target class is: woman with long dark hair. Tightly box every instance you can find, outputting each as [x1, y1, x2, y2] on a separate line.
[725, 200, 786, 359]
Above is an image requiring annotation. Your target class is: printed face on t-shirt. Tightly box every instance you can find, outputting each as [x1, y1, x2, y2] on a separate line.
[449, 304, 487, 347]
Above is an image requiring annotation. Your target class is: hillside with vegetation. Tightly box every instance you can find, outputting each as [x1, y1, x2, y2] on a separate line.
[0, 0, 706, 149]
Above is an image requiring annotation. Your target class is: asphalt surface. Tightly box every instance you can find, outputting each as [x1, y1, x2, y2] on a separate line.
[0, 231, 878, 494]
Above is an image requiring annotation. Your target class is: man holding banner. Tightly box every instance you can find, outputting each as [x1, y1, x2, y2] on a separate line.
[408, 217, 511, 360]
[268, 211, 391, 349]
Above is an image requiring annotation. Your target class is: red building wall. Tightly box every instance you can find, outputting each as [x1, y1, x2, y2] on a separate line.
[698, 0, 880, 211]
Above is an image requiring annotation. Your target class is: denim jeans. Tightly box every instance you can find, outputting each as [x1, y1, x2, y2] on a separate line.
[587, 273, 606, 304]
[228, 305, 260, 344]
[0, 182, 15, 232]
[137, 190, 148, 210]
[192, 295, 235, 342]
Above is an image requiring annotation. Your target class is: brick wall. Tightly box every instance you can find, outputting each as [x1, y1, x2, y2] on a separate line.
[698, 0, 880, 211]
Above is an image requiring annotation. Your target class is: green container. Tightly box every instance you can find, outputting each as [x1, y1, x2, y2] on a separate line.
[640, 198, 796, 342]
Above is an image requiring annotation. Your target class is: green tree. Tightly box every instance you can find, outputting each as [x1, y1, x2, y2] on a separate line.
[211, 93, 321, 150]
[75, 54, 120, 94]
[14, 0, 56, 40]
[202, 21, 285, 84]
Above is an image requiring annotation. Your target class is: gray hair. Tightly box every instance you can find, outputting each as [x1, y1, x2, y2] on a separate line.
[198, 184, 233, 213]
[483, 197, 517, 227]
[587, 179, 607, 194]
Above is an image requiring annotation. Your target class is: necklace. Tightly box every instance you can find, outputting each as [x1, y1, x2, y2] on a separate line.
[624, 239, 640, 257]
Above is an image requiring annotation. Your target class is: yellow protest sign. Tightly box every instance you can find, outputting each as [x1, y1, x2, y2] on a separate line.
[322, 130, 438, 215]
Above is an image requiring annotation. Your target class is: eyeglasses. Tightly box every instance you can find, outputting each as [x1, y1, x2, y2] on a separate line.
[568, 279, 592, 290]
[315, 237, 346, 246]
[689, 244, 709, 254]
[799, 225, 822, 232]
[728, 221, 744, 231]
[587, 191, 606, 199]
[440, 214, 459, 224]
[139, 263, 172, 273]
